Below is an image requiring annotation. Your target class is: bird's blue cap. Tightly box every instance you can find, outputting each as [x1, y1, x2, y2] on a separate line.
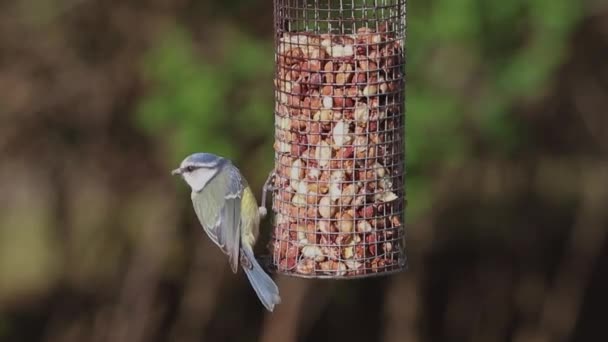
[171, 153, 224, 175]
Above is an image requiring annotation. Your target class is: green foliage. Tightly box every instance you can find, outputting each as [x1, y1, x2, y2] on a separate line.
[136, 26, 275, 167]
[404, 0, 581, 214]
[135, 0, 581, 219]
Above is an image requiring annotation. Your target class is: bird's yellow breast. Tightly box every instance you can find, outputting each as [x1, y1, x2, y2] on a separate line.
[240, 185, 260, 247]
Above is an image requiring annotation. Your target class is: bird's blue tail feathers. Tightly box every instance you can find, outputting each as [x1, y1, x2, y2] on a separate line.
[241, 247, 281, 312]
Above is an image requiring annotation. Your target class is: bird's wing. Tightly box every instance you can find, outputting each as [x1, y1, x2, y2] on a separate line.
[192, 163, 243, 273]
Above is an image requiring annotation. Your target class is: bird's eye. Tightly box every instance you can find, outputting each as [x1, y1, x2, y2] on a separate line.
[185, 166, 195, 172]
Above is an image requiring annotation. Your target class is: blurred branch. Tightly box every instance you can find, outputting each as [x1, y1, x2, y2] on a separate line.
[574, 75, 608, 154]
[259, 278, 333, 342]
[515, 164, 608, 342]
[167, 237, 229, 342]
[99, 188, 177, 342]
[383, 275, 419, 342]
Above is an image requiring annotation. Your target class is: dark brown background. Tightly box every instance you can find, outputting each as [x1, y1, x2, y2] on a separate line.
[0, 1, 607, 341]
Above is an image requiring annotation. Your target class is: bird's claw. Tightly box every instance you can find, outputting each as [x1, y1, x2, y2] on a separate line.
[259, 169, 276, 220]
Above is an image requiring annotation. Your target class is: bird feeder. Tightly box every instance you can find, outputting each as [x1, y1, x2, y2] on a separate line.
[269, 0, 407, 278]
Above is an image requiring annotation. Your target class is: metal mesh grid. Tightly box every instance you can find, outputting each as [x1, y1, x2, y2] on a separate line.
[269, 0, 407, 278]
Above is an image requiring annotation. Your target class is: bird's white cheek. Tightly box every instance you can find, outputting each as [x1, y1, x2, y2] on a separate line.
[183, 169, 215, 192]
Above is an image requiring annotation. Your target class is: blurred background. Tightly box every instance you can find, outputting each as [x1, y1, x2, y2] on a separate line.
[1, 0, 607, 341]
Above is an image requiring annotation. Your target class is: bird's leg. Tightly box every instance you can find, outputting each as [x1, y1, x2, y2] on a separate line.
[239, 248, 254, 270]
[259, 169, 276, 219]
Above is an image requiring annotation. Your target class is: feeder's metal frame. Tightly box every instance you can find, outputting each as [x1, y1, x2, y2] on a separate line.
[268, 0, 408, 279]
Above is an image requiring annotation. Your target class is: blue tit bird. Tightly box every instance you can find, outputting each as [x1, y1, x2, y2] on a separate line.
[171, 152, 281, 312]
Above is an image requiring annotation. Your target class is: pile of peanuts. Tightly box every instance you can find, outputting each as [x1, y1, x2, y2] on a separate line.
[271, 26, 406, 277]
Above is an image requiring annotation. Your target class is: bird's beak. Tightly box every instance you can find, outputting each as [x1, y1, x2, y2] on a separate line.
[171, 167, 183, 176]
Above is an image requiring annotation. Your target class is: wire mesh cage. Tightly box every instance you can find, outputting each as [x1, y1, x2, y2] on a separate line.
[269, 0, 407, 278]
